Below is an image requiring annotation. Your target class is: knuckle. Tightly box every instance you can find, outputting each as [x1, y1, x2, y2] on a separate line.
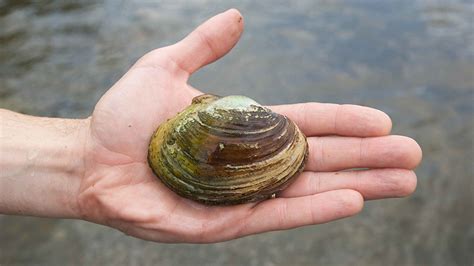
[308, 137, 325, 171]
[276, 201, 290, 228]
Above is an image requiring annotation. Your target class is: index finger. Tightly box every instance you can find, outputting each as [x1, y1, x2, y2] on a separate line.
[270, 103, 392, 137]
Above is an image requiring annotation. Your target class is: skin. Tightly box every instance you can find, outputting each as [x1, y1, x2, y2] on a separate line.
[0, 9, 422, 243]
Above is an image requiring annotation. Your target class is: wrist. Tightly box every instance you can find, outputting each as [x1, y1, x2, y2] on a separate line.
[0, 109, 91, 219]
[58, 116, 91, 219]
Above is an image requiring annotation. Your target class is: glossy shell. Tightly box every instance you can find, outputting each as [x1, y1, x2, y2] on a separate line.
[147, 94, 308, 205]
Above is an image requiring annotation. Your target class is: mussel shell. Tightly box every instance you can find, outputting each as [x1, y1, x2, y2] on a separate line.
[148, 94, 308, 205]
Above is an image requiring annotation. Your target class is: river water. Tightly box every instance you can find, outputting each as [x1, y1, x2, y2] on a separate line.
[1, 1, 473, 265]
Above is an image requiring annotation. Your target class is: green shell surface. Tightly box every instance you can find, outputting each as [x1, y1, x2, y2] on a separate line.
[147, 94, 308, 205]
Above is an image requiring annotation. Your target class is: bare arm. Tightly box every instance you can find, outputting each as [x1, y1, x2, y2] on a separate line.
[0, 109, 88, 218]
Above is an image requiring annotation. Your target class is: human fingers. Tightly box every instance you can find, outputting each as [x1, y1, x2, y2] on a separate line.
[304, 135, 422, 172]
[279, 169, 417, 200]
[270, 103, 392, 137]
[237, 189, 363, 236]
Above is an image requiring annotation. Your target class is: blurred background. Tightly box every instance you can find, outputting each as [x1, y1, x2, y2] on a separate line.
[0, 0, 473, 265]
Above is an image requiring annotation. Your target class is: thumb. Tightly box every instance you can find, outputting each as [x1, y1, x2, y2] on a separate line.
[137, 9, 244, 75]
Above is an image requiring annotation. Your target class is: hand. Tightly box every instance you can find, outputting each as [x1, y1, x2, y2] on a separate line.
[77, 9, 422, 243]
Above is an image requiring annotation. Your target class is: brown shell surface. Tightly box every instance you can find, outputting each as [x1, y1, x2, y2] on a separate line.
[147, 94, 308, 205]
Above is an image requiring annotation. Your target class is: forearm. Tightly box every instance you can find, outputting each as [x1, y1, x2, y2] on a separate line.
[0, 109, 89, 218]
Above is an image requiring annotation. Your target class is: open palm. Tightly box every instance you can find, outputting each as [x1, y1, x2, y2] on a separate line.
[76, 9, 421, 243]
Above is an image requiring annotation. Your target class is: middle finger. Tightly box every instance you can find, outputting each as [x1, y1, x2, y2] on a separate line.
[305, 135, 422, 172]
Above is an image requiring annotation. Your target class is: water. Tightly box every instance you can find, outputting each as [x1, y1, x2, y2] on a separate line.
[1, 1, 473, 265]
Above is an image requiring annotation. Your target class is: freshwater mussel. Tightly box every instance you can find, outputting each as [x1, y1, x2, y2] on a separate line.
[148, 94, 308, 205]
